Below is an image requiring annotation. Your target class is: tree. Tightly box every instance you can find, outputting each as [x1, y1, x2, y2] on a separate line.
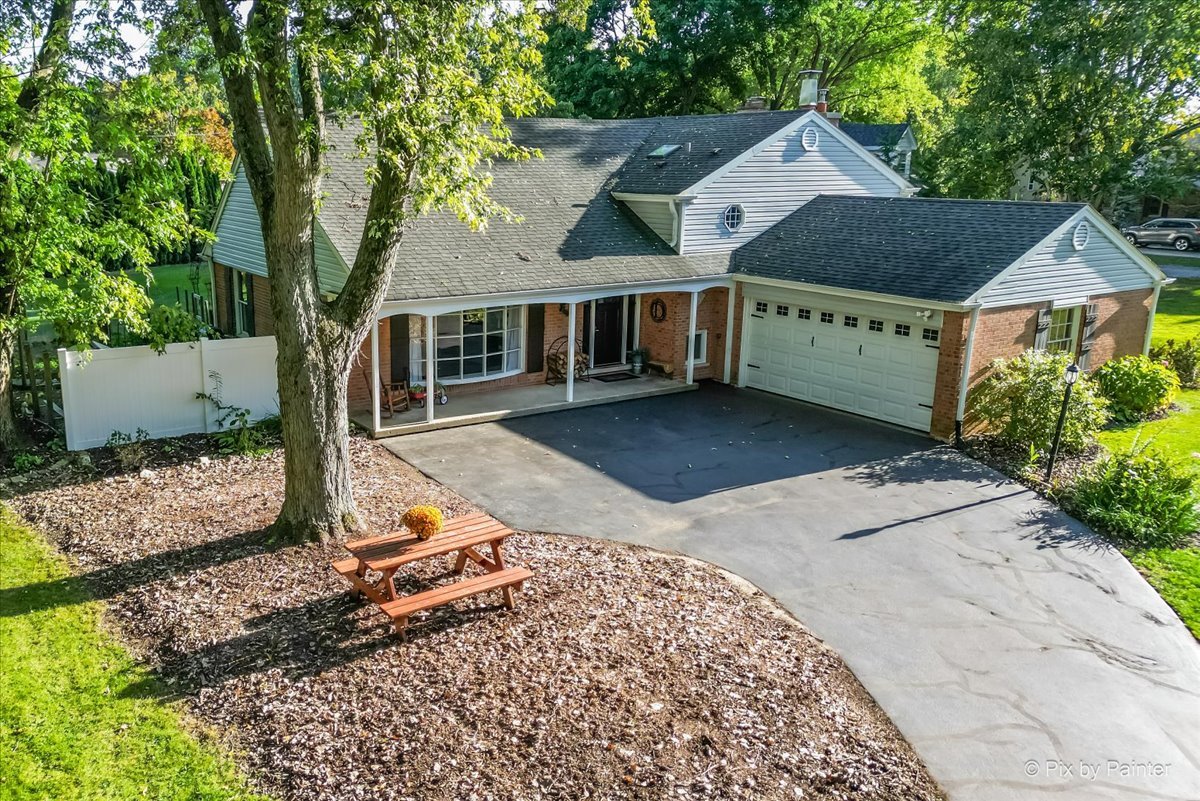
[924, 0, 1200, 211]
[743, 0, 943, 120]
[172, 0, 646, 542]
[0, 1, 201, 452]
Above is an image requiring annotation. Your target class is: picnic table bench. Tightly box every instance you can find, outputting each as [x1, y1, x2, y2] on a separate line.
[332, 512, 532, 638]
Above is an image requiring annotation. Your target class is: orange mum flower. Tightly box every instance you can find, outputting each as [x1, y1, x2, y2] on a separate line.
[403, 505, 445, 540]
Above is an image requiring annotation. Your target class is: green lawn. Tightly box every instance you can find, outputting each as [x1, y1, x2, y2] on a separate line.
[148, 262, 209, 308]
[0, 506, 267, 801]
[1149, 278, 1199, 346]
[1095, 276, 1200, 639]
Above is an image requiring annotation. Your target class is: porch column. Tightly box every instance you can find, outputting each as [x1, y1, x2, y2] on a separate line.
[425, 314, 435, 424]
[620, 296, 629, 364]
[723, 286, 736, 384]
[632, 295, 641, 349]
[686, 290, 699, 385]
[370, 319, 381, 433]
[567, 302, 576, 402]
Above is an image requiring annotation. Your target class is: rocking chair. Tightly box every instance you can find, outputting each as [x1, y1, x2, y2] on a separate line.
[361, 367, 411, 418]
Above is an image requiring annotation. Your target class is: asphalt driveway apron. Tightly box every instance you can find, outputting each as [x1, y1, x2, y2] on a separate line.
[384, 384, 1200, 801]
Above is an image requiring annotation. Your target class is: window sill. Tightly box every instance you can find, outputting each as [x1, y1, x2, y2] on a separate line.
[436, 367, 524, 386]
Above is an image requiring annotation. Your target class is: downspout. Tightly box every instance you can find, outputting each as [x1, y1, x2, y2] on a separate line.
[1143, 281, 1166, 355]
[954, 305, 983, 446]
[666, 200, 680, 250]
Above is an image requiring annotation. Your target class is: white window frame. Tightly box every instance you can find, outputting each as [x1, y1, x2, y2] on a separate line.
[687, 329, 709, 367]
[1046, 306, 1081, 355]
[409, 305, 525, 385]
[233, 270, 252, 337]
[723, 204, 745, 232]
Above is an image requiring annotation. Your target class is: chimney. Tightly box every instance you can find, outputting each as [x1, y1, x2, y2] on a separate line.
[816, 87, 828, 113]
[797, 70, 821, 109]
[738, 96, 769, 113]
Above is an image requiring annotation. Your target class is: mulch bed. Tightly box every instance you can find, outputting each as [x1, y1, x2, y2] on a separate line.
[6, 436, 942, 801]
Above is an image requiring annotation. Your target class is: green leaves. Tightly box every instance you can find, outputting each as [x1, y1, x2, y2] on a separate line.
[1093, 354, 1180, 423]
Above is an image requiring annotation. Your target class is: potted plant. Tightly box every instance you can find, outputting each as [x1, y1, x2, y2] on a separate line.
[629, 347, 650, 375]
[402, 505, 444, 540]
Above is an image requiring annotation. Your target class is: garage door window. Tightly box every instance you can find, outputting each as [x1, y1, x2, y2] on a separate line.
[922, 328, 939, 342]
[843, 315, 858, 328]
[776, 304, 789, 316]
[820, 311, 834, 324]
[868, 319, 884, 332]
[1047, 307, 1080, 354]
[797, 308, 811, 320]
[754, 301, 768, 313]
[895, 324, 911, 337]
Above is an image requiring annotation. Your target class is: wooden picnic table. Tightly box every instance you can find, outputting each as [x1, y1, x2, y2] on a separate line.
[332, 512, 532, 638]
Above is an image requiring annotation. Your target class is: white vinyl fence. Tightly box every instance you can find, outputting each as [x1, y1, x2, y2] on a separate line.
[59, 336, 279, 451]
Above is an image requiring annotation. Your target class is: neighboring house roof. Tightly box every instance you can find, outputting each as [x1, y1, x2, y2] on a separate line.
[611, 111, 805, 195]
[316, 119, 731, 302]
[840, 123, 913, 151]
[733, 195, 1086, 303]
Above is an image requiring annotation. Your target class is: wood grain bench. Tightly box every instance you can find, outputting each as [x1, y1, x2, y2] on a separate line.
[381, 566, 533, 639]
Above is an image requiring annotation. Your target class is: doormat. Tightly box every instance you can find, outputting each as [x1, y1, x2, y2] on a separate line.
[593, 372, 642, 383]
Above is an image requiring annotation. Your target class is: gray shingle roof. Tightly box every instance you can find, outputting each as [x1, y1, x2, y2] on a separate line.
[840, 123, 911, 150]
[316, 118, 731, 302]
[733, 195, 1085, 303]
[612, 111, 804, 195]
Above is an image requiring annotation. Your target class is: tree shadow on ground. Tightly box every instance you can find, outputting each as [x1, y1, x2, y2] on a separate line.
[1017, 505, 1112, 553]
[0, 526, 286, 617]
[847, 445, 1012, 489]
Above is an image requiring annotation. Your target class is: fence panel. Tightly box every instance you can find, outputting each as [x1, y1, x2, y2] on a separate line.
[59, 336, 278, 451]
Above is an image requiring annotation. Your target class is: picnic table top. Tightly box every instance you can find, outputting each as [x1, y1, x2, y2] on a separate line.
[345, 513, 514, 573]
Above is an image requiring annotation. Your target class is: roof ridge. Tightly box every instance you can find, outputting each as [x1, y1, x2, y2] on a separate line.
[814, 194, 1087, 209]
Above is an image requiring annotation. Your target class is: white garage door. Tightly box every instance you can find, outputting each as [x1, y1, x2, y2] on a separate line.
[743, 292, 940, 431]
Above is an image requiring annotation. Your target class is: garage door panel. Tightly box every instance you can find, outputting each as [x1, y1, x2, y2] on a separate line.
[745, 292, 939, 431]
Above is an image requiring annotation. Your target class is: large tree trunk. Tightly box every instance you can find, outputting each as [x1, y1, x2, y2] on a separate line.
[0, 325, 18, 455]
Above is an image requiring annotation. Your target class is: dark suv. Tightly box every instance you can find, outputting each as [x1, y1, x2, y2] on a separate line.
[1122, 218, 1200, 251]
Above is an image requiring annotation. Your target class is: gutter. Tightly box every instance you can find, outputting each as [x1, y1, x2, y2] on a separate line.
[1143, 278, 1173, 355]
[954, 304, 983, 446]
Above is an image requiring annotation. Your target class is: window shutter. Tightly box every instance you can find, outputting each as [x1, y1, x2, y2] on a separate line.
[525, 304, 545, 373]
[1077, 302, 1100, 370]
[390, 314, 409, 383]
[1033, 307, 1052, 350]
[224, 267, 236, 335]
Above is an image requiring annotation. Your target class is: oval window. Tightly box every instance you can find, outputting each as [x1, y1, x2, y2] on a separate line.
[801, 127, 819, 151]
[1072, 221, 1090, 251]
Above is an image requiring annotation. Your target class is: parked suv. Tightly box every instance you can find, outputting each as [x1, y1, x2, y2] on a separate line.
[1122, 218, 1200, 251]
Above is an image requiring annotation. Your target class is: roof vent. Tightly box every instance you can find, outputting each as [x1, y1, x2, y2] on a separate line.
[801, 127, 820, 151]
[1072, 221, 1090, 251]
[647, 144, 681, 159]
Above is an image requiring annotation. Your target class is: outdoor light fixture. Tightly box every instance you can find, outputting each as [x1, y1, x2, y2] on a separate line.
[1044, 363, 1081, 483]
[558, 303, 569, 316]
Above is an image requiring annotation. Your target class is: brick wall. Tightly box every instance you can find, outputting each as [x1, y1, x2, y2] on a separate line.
[930, 310, 969, 441]
[728, 282, 746, 385]
[211, 262, 273, 337]
[636, 289, 730, 381]
[251, 275, 273, 336]
[1086, 288, 1154, 366]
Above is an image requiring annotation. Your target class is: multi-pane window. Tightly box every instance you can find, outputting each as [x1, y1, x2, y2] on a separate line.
[797, 308, 811, 320]
[776, 304, 789, 316]
[411, 306, 523, 383]
[723, 204, 745, 232]
[922, 328, 939, 342]
[755, 301, 769, 313]
[894, 323, 911, 337]
[843, 315, 859, 328]
[820, 311, 835, 324]
[868, 319, 884, 332]
[1046, 307, 1079, 354]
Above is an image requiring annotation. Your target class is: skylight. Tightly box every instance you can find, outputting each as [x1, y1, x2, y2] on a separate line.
[647, 144, 681, 159]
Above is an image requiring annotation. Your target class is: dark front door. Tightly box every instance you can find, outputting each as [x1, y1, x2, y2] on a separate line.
[592, 296, 625, 366]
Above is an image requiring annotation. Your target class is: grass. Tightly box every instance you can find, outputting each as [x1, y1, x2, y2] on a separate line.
[1094, 276, 1200, 639]
[0, 505, 267, 801]
[147, 262, 209, 308]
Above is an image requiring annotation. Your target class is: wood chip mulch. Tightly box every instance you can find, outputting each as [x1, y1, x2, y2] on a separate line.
[7, 436, 943, 801]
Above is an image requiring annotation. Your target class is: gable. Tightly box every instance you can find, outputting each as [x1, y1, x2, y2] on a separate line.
[975, 210, 1162, 307]
[682, 117, 911, 254]
[617, 196, 677, 247]
[210, 164, 348, 294]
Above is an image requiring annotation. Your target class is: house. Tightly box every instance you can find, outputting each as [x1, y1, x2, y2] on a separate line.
[206, 107, 1167, 442]
[840, 122, 917, 178]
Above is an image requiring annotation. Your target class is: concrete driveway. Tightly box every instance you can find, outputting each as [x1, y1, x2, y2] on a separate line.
[384, 385, 1200, 801]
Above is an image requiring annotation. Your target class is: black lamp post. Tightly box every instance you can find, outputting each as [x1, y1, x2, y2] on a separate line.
[1044, 362, 1080, 483]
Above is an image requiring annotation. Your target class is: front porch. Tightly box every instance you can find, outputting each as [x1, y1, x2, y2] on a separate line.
[351, 373, 694, 437]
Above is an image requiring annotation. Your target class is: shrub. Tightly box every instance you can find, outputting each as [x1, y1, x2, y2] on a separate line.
[11, 452, 44, 473]
[1093, 354, 1179, 422]
[145, 305, 217, 354]
[106, 429, 151, 471]
[1151, 338, 1199, 388]
[969, 350, 1108, 453]
[1065, 442, 1200, 548]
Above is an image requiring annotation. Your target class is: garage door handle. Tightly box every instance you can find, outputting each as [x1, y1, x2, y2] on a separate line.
[748, 363, 761, 369]
[811, 336, 815, 347]
[858, 344, 862, 356]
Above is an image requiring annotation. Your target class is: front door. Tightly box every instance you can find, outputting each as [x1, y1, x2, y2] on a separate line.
[592, 296, 625, 366]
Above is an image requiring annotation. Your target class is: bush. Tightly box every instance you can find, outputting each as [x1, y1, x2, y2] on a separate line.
[970, 350, 1108, 453]
[145, 305, 217, 354]
[1151, 338, 1199, 388]
[106, 429, 151, 471]
[1065, 442, 1200, 548]
[1093, 354, 1179, 422]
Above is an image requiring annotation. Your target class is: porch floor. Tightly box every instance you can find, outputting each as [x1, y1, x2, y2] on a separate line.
[352, 373, 696, 438]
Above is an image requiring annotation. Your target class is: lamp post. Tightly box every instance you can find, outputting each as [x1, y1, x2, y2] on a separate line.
[1044, 362, 1080, 483]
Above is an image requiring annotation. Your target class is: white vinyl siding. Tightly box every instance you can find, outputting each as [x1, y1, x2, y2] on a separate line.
[212, 165, 349, 294]
[681, 125, 906, 254]
[621, 197, 676, 246]
[979, 213, 1156, 307]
